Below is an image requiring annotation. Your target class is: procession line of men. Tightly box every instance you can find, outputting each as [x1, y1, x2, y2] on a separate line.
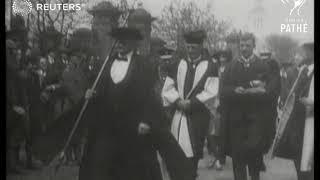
[6, 23, 313, 180]
[82, 26, 314, 180]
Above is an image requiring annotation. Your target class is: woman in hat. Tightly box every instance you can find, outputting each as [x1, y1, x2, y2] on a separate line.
[206, 49, 233, 170]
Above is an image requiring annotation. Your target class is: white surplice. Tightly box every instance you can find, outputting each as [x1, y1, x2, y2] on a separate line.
[161, 59, 219, 157]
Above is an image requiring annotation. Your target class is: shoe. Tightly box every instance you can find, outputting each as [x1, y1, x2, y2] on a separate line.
[207, 159, 217, 169]
[260, 162, 266, 172]
[214, 160, 223, 171]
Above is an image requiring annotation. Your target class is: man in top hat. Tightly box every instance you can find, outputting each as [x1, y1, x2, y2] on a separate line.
[161, 30, 220, 180]
[220, 33, 276, 180]
[82, 27, 163, 180]
[83, 27, 195, 180]
[274, 42, 314, 180]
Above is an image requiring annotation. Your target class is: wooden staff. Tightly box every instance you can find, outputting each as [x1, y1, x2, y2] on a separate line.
[268, 65, 306, 159]
[50, 9, 134, 173]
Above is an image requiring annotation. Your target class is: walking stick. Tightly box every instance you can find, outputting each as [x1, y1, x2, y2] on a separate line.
[49, 41, 117, 173]
[49, 9, 134, 174]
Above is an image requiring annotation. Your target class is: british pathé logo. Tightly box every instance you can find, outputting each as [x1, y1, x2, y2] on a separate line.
[281, 0, 306, 16]
[12, 0, 32, 17]
[280, 0, 309, 33]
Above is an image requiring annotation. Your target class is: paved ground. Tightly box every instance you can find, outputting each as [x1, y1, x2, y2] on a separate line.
[197, 157, 296, 180]
[7, 152, 297, 180]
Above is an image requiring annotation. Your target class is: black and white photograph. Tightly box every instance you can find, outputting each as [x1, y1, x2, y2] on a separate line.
[5, 0, 314, 180]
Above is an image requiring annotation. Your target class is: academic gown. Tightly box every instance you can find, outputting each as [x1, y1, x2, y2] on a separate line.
[220, 55, 273, 163]
[79, 53, 162, 180]
[161, 58, 219, 159]
[274, 63, 314, 165]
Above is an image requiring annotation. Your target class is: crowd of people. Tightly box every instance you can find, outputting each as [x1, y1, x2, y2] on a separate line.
[6, 17, 313, 180]
[6, 27, 100, 174]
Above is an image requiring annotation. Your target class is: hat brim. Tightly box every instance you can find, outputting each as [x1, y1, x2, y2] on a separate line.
[183, 30, 206, 44]
[109, 28, 143, 41]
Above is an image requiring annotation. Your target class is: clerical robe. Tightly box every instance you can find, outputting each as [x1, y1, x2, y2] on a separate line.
[161, 58, 219, 158]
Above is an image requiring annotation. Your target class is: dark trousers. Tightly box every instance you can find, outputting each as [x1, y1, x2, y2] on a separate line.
[79, 133, 162, 180]
[185, 157, 199, 180]
[207, 135, 226, 164]
[7, 110, 25, 169]
[294, 159, 314, 180]
[152, 129, 194, 180]
[80, 129, 193, 180]
[232, 156, 262, 180]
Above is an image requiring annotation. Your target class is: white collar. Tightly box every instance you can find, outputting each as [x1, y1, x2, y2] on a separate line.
[118, 51, 134, 61]
[188, 55, 202, 64]
[111, 51, 134, 84]
[241, 54, 254, 62]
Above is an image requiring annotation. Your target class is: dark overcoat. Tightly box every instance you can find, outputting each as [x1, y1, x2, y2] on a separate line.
[274, 64, 313, 161]
[262, 58, 281, 153]
[6, 63, 29, 146]
[79, 53, 162, 180]
[220, 55, 274, 162]
[27, 65, 62, 136]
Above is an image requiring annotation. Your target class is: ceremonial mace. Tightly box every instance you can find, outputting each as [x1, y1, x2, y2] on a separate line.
[49, 7, 135, 174]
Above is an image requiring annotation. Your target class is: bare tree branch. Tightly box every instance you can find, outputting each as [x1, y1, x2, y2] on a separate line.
[153, 0, 230, 52]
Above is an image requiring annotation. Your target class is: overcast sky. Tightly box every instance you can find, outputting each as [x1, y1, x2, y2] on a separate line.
[5, 0, 314, 44]
[128, 0, 314, 43]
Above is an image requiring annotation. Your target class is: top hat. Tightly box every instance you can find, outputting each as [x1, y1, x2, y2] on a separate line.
[183, 30, 207, 44]
[109, 27, 143, 41]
